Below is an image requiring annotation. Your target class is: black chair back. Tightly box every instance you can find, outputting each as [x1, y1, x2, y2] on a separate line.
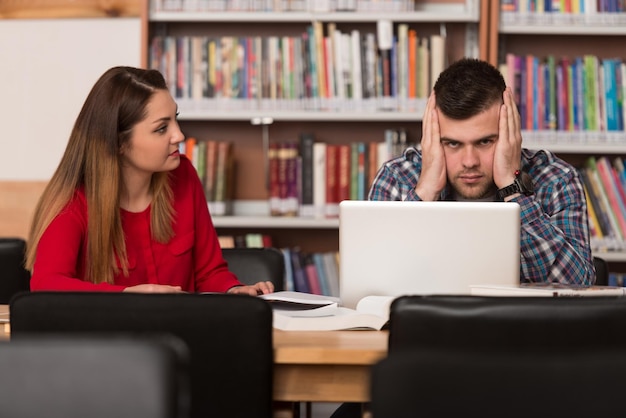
[372, 295, 626, 418]
[10, 292, 273, 418]
[222, 247, 285, 291]
[388, 295, 626, 352]
[0, 238, 30, 303]
[372, 348, 626, 418]
[0, 335, 188, 418]
[594, 256, 609, 286]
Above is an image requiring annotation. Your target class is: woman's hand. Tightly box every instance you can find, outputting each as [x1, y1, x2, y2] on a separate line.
[228, 281, 275, 296]
[123, 284, 185, 293]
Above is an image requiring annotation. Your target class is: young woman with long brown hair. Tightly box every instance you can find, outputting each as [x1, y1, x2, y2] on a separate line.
[26, 66, 273, 295]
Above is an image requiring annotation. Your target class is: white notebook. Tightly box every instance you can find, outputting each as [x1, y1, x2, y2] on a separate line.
[339, 200, 521, 309]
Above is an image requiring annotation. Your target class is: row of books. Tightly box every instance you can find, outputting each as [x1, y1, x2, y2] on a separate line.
[154, 0, 416, 12]
[269, 130, 411, 218]
[501, 0, 625, 14]
[216, 231, 341, 297]
[216, 234, 339, 297]
[218, 233, 273, 248]
[180, 138, 235, 215]
[580, 156, 626, 251]
[499, 54, 626, 132]
[149, 21, 446, 111]
[281, 248, 340, 297]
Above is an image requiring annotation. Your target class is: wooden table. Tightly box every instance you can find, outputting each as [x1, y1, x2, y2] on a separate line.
[0, 305, 8, 341]
[273, 329, 388, 403]
[0, 305, 389, 403]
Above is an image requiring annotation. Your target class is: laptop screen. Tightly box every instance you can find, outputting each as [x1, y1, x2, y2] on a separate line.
[339, 200, 521, 309]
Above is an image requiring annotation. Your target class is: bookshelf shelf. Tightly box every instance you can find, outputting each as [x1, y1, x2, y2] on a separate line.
[499, 24, 626, 36]
[150, 7, 480, 23]
[593, 251, 626, 263]
[213, 215, 339, 229]
[499, 13, 626, 34]
[178, 109, 424, 122]
[522, 132, 626, 154]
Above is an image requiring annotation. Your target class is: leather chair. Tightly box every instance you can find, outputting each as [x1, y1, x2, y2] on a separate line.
[372, 347, 626, 418]
[387, 295, 626, 352]
[0, 335, 189, 418]
[371, 295, 626, 418]
[10, 292, 273, 418]
[594, 255, 609, 286]
[0, 238, 30, 304]
[222, 247, 285, 291]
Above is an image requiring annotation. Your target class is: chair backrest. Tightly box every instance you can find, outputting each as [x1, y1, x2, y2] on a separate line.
[222, 247, 285, 291]
[0, 335, 188, 418]
[375, 295, 626, 418]
[9, 292, 273, 418]
[0, 238, 30, 304]
[371, 348, 626, 418]
[388, 295, 626, 352]
[594, 256, 609, 286]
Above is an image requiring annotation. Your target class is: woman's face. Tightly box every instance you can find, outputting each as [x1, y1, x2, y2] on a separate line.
[121, 89, 184, 176]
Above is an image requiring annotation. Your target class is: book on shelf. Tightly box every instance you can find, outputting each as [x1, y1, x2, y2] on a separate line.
[580, 166, 613, 242]
[268, 142, 281, 216]
[303, 254, 323, 295]
[203, 139, 218, 202]
[298, 133, 315, 217]
[260, 291, 393, 331]
[325, 144, 340, 218]
[281, 248, 295, 292]
[209, 140, 235, 216]
[583, 181, 604, 241]
[290, 248, 310, 294]
[312, 142, 327, 219]
[470, 284, 626, 297]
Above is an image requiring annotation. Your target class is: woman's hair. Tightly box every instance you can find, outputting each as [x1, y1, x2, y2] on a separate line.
[26, 66, 175, 284]
[433, 58, 506, 120]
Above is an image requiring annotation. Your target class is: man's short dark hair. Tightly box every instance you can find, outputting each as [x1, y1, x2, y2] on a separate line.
[433, 58, 506, 120]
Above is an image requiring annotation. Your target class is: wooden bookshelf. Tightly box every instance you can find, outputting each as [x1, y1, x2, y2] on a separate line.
[489, 1, 626, 268]
[141, 0, 488, 253]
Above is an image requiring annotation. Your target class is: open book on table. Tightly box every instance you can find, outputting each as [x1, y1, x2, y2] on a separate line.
[259, 291, 393, 331]
[470, 283, 626, 297]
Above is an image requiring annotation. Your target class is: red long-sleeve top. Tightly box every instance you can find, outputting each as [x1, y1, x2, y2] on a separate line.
[30, 156, 241, 292]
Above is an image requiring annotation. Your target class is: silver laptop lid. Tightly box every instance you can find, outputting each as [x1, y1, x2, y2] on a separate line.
[339, 200, 521, 309]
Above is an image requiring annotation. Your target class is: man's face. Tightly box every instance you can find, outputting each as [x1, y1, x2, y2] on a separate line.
[437, 102, 501, 200]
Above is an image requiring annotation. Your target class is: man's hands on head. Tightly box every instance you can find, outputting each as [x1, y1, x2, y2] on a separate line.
[493, 88, 523, 189]
[415, 91, 447, 201]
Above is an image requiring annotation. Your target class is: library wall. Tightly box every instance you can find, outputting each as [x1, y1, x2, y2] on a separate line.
[0, 0, 142, 238]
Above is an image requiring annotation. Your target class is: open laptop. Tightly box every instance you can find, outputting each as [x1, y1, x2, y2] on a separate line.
[339, 200, 521, 309]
